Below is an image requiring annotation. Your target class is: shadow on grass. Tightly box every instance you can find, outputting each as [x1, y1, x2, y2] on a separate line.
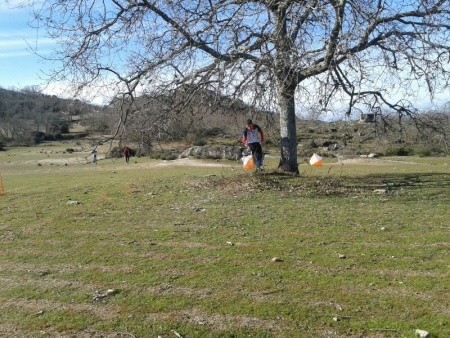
[202, 171, 450, 199]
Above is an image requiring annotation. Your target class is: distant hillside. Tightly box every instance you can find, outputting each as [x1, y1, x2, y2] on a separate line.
[0, 87, 97, 116]
[103, 86, 280, 153]
[0, 87, 100, 144]
[0, 86, 448, 158]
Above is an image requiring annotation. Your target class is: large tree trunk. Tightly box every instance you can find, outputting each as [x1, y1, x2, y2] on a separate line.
[277, 85, 299, 174]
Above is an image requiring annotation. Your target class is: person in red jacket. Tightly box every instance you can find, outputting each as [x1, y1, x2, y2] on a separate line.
[242, 119, 265, 169]
[122, 147, 130, 163]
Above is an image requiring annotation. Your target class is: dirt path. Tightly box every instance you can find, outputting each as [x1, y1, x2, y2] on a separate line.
[1, 156, 236, 176]
[2, 148, 444, 177]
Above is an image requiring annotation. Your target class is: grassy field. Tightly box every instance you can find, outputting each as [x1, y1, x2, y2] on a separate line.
[0, 142, 449, 338]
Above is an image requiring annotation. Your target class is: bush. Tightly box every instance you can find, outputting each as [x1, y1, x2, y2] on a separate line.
[32, 131, 46, 144]
[385, 147, 413, 156]
[108, 146, 138, 158]
[149, 151, 177, 160]
[193, 139, 207, 146]
[45, 134, 56, 141]
[60, 123, 70, 134]
[203, 127, 223, 136]
[414, 147, 445, 157]
[107, 146, 122, 158]
[162, 153, 177, 160]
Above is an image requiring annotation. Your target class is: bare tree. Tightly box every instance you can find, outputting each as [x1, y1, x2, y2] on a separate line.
[23, 0, 450, 173]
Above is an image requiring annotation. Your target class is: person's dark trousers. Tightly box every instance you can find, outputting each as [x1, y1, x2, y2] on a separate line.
[248, 142, 263, 168]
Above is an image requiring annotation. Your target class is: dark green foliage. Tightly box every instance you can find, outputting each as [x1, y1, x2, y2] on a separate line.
[193, 138, 207, 146]
[149, 151, 178, 160]
[59, 133, 89, 140]
[203, 127, 223, 136]
[108, 146, 139, 158]
[32, 131, 46, 144]
[108, 146, 123, 158]
[44, 134, 55, 141]
[385, 146, 413, 156]
[415, 146, 445, 157]
[128, 148, 137, 157]
[55, 121, 70, 134]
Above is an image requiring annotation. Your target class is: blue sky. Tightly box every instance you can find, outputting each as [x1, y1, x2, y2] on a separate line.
[0, 1, 57, 91]
[0, 1, 447, 111]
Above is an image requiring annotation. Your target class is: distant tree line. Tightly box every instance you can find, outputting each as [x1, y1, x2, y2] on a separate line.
[1, 85, 448, 156]
[0, 85, 274, 149]
[108, 86, 277, 154]
[0, 87, 98, 145]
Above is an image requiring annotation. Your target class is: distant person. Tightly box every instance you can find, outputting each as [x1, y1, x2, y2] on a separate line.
[122, 147, 130, 163]
[242, 119, 265, 170]
[92, 149, 98, 164]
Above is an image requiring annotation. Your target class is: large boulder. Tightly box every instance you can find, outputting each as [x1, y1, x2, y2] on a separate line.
[180, 145, 245, 161]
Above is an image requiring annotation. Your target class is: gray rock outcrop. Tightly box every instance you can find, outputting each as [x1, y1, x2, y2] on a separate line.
[180, 145, 245, 161]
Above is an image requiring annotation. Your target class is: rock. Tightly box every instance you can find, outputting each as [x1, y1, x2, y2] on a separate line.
[179, 145, 245, 160]
[373, 189, 386, 194]
[193, 208, 206, 212]
[106, 289, 119, 296]
[271, 257, 283, 262]
[93, 288, 119, 301]
[67, 200, 81, 205]
[338, 254, 346, 259]
[415, 329, 430, 338]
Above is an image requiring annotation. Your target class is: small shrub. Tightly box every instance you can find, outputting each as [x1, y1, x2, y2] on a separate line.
[65, 148, 75, 153]
[149, 151, 177, 160]
[108, 146, 122, 158]
[415, 147, 445, 157]
[193, 139, 207, 146]
[385, 147, 412, 156]
[60, 123, 70, 134]
[129, 148, 137, 157]
[203, 127, 223, 136]
[162, 153, 177, 160]
[107, 146, 138, 158]
[33, 131, 46, 144]
[44, 134, 56, 141]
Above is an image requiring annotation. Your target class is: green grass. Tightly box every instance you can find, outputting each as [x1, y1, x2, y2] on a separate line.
[0, 142, 449, 337]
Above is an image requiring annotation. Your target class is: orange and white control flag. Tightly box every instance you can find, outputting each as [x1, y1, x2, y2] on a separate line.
[309, 153, 323, 167]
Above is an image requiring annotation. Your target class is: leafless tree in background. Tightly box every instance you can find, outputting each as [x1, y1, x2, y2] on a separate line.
[23, 0, 450, 173]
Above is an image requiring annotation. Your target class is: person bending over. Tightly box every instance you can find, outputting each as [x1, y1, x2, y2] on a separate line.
[242, 119, 265, 169]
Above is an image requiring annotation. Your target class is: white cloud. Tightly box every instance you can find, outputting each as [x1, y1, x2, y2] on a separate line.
[0, 36, 55, 58]
[0, 36, 55, 47]
[0, 50, 32, 58]
[0, 39, 29, 49]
